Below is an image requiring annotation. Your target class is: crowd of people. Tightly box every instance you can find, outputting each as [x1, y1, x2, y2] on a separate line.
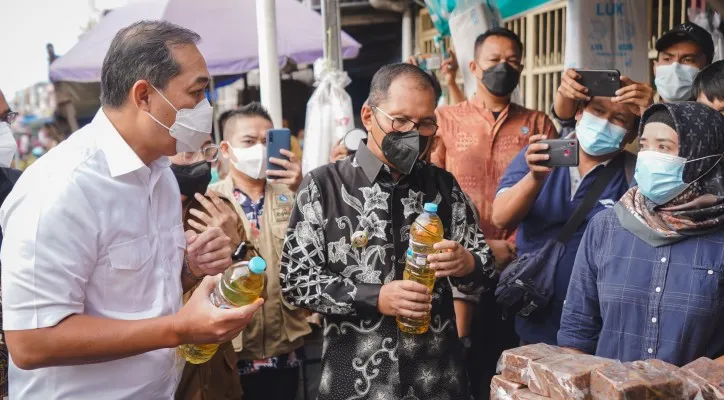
[0, 16, 722, 400]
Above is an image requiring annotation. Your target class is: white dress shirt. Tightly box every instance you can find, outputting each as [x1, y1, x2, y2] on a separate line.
[0, 110, 185, 399]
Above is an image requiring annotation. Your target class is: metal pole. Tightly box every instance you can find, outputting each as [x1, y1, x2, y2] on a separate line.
[321, 0, 342, 70]
[256, 0, 283, 128]
[402, 6, 413, 61]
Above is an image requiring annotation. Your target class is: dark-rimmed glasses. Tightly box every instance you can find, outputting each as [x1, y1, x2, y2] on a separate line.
[372, 106, 438, 136]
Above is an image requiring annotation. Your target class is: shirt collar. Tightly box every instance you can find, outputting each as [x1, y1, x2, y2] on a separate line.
[354, 140, 386, 184]
[95, 108, 169, 177]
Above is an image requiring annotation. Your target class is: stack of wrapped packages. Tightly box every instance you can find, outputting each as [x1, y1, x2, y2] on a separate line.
[491, 344, 724, 400]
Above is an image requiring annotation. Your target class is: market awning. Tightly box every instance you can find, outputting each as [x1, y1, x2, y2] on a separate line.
[49, 0, 362, 82]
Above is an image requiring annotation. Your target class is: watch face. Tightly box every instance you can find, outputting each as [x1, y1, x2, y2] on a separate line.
[460, 337, 472, 349]
[232, 242, 248, 261]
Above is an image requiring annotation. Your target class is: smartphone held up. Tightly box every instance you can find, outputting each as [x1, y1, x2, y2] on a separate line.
[536, 139, 579, 167]
[266, 128, 291, 173]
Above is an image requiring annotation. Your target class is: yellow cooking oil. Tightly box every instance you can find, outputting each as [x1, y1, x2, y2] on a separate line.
[397, 203, 444, 335]
[177, 256, 266, 364]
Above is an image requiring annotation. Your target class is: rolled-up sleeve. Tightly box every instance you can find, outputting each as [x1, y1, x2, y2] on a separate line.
[557, 213, 604, 354]
[0, 176, 98, 330]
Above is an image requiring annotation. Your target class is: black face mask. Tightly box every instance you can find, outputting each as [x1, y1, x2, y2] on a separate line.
[482, 62, 520, 97]
[171, 161, 211, 198]
[379, 130, 430, 175]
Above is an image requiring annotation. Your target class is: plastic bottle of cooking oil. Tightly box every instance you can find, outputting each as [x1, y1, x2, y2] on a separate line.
[397, 203, 444, 335]
[177, 256, 266, 364]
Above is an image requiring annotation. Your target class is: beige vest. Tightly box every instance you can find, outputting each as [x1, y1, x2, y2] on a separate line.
[209, 177, 311, 360]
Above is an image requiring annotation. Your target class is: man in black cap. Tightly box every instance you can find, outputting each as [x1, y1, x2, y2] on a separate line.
[654, 22, 715, 103]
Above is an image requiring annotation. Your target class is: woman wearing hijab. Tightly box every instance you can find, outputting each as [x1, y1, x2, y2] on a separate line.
[558, 102, 724, 366]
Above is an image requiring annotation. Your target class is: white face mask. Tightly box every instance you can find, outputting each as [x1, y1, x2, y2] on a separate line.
[146, 86, 213, 153]
[654, 63, 700, 102]
[231, 143, 266, 180]
[0, 123, 17, 167]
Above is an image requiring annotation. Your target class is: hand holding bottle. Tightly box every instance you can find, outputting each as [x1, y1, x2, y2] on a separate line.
[172, 275, 263, 346]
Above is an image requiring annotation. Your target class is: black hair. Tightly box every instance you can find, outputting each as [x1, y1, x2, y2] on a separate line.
[474, 27, 523, 60]
[429, 72, 443, 101]
[367, 63, 436, 108]
[100, 20, 200, 108]
[218, 102, 272, 140]
[692, 60, 724, 102]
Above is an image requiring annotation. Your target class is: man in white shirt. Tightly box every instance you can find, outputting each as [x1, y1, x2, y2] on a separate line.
[0, 21, 263, 399]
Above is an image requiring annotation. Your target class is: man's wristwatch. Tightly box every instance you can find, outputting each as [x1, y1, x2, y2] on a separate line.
[232, 242, 248, 262]
[182, 254, 203, 282]
[460, 336, 472, 350]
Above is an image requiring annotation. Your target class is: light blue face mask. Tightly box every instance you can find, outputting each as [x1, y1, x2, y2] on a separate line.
[209, 166, 220, 184]
[654, 63, 700, 102]
[576, 111, 629, 156]
[635, 150, 723, 205]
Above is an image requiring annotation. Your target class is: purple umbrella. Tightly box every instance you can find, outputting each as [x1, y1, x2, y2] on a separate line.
[50, 0, 361, 82]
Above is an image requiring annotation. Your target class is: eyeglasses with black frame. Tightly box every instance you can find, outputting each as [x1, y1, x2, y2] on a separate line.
[182, 144, 220, 163]
[0, 110, 18, 125]
[372, 106, 438, 136]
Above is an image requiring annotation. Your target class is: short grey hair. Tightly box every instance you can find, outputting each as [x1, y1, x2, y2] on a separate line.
[100, 20, 201, 108]
[367, 63, 436, 108]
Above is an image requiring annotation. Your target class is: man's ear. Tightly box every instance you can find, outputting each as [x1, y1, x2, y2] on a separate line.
[361, 103, 374, 132]
[131, 80, 152, 111]
[469, 61, 478, 76]
[220, 141, 234, 161]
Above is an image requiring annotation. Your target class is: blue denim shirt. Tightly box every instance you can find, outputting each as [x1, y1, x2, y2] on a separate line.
[558, 208, 724, 366]
[497, 148, 630, 344]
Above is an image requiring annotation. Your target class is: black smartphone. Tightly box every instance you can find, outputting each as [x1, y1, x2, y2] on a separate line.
[266, 128, 291, 172]
[538, 139, 579, 167]
[575, 69, 621, 97]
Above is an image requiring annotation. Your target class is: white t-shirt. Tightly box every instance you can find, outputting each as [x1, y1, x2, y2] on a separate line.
[0, 110, 185, 399]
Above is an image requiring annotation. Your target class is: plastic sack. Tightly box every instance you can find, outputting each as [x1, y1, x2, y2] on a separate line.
[490, 375, 525, 400]
[425, 0, 457, 36]
[302, 63, 354, 175]
[676, 357, 724, 400]
[590, 360, 685, 399]
[528, 353, 614, 400]
[496, 343, 568, 385]
[449, 0, 501, 100]
[689, 8, 724, 62]
[564, 0, 650, 83]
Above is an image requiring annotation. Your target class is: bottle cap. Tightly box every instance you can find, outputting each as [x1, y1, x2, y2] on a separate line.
[248, 257, 266, 274]
[423, 203, 438, 213]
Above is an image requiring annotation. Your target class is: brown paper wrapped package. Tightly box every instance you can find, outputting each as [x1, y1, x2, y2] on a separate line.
[590, 360, 684, 399]
[530, 354, 614, 400]
[677, 358, 724, 400]
[513, 388, 550, 400]
[497, 344, 569, 384]
[491, 375, 526, 400]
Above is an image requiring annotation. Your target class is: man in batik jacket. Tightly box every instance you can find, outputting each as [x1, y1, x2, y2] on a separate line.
[280, 63, 496, 400]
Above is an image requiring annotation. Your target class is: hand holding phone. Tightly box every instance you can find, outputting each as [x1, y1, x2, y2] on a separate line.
[526, 135, 579, 180]
[575, 69, 621, 98]
[265, 129, 303, 191]
[415, 54, 443, 71]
